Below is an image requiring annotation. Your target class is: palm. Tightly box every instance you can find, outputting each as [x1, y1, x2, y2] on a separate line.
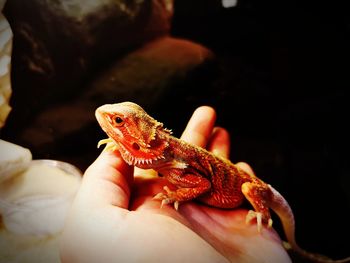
[127, 174, 289, 263]
[60, 106, 291, 263]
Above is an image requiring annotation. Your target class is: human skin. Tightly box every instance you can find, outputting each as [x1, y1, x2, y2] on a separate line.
[60, 106, 291, 263]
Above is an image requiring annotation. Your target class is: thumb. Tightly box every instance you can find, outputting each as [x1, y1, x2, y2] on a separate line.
[75, 149, 134, 209]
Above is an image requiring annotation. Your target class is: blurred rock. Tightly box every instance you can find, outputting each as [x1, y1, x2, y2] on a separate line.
[2, 0, 173, 132]
[84, 36, 214, 107]
[8, 36, 215, 168]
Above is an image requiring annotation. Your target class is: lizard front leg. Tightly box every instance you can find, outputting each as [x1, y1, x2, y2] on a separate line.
[154, 169, 211, 210]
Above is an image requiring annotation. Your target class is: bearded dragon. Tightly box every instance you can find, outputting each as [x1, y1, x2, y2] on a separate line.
[95, 101, 350, 263]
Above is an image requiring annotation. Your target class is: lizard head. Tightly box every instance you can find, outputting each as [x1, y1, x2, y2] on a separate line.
[95, 102, 171, 166]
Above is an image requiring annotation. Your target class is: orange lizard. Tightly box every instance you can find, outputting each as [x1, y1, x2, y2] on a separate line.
[95, 101, 350, 263]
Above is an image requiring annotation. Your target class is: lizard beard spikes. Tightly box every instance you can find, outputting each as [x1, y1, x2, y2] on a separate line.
[118, 142, 166, 166]
[97, 138, 166, 167]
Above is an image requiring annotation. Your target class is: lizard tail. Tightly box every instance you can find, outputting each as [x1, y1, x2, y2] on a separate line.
[267, 185, 350, 263]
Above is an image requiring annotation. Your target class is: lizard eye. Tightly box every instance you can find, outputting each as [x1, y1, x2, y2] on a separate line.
[114, 116, 124, 126]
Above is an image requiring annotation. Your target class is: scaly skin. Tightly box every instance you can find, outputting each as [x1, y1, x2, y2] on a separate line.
[95, 101, 350, 263]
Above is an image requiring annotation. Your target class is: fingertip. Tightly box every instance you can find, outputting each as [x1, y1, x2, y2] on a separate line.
[208, 127, 231, 159]
[236, 162, 255, 177]
[194, 105, 216, 118]
[86, 149, 129, 180]
[181, 105, 217, 147]
[78, 149, 134, 209]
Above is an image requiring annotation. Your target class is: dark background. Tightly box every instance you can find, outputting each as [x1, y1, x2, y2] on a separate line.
[2, 0, 349, 261]
[170, 1, 350, 259]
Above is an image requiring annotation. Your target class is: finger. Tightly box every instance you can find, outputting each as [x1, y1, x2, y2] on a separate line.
[76, 149, 134, 209]
[207, 127, 231, 159]
[236, 162, 256, 177]
[181, 106, 216, 147]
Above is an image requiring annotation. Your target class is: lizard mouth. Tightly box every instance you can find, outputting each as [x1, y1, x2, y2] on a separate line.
[118, 141, 165, 166]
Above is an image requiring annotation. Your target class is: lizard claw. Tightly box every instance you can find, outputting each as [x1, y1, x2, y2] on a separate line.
[174, 201, 180, 210]
[97, 138, 113, 148]
[245, 210, 263, 232]
[153, 192, 167, 200]
[245, 210, 273, 232]
[160, 198, 171, 208]
[154, 186, 180, 210]
[267, 218, 273, 228]
[153, 186, 172, 201]
[97, 138, 119, 152]
[159, 199, 179, 210]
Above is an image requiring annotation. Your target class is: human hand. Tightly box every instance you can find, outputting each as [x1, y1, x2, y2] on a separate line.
[60, 106, 291, 263]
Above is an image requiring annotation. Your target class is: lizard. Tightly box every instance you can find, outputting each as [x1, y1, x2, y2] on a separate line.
[95, 101, 350, 263]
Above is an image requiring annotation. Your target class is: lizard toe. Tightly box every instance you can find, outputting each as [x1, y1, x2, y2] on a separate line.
[245, 210, 263, 232]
